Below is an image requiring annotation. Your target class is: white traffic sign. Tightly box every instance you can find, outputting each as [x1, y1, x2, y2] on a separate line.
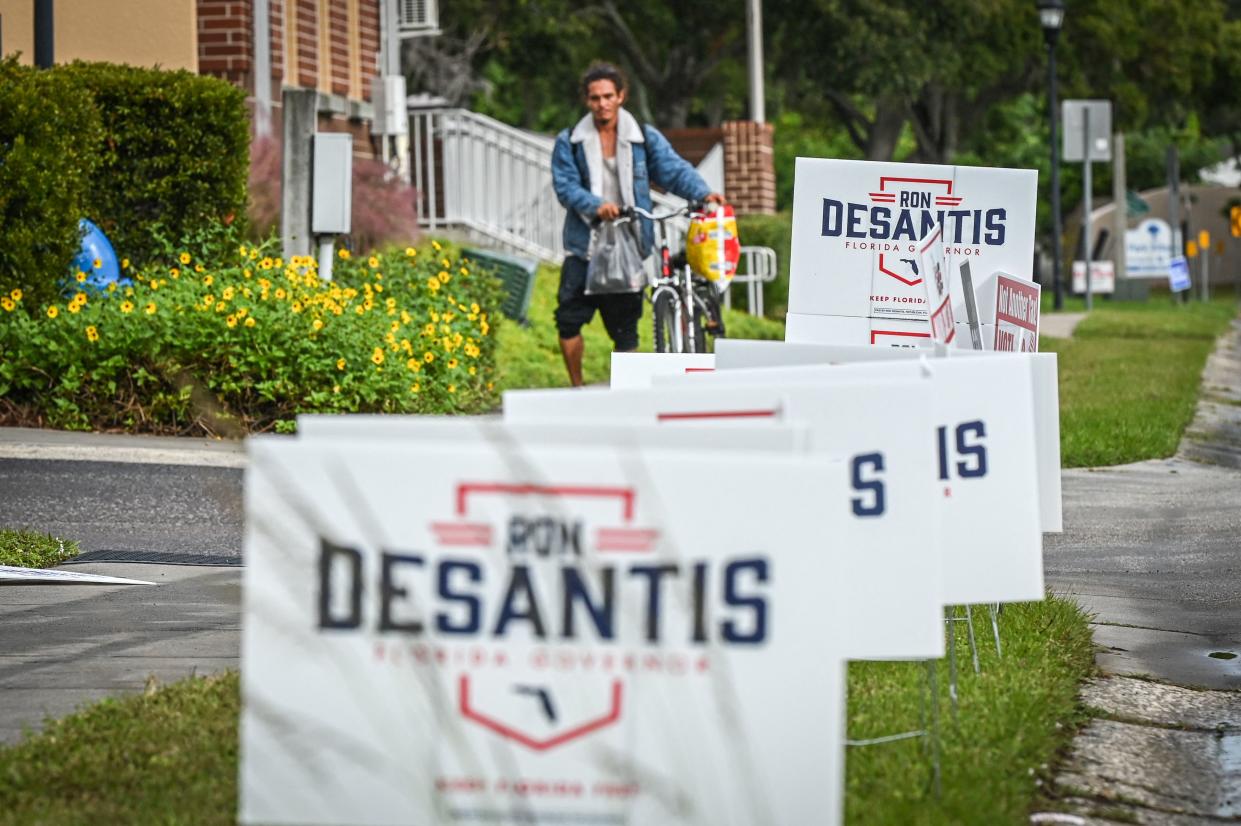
[1169, 255, 1191, 293]
[504, 380, 945, 660]
[242, 439, 849, 825]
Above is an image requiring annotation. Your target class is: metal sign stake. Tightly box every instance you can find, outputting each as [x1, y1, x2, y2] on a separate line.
[1083, 106, 1093, 311]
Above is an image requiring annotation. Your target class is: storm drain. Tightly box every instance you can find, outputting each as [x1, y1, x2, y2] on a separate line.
[63, 549, 242, 567]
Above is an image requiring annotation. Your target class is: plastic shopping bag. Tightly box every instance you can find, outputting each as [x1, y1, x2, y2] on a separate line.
[586, 220, 646, 295]
[686, 204, 741, 288]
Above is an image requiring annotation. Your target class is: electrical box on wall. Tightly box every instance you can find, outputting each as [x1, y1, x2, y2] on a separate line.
[312, 133, 352, 235]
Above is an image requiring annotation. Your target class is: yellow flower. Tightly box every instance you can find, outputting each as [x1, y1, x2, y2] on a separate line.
[150, 280, 160, 291]
[179, 252, 191, 265]
[106, 282, 117, 293]
[121, 258, 130, 269]
[145, 302, 157, 315]
[203, 294, 215, 307]
[447, 384, 456, 394]
[374, 283, 383, 292]
[10, 289, 23, 301]
[410, 383, 420, 393]
[195, 264, 204, 273]
[460, 267, 469, 276]
[260, 257, 274, 270]
[120, 301, 134, 314]
[441, 258, 450, 268]
[338, 248, 351, 260]
[243, 269, 252, 279]
[250, 249, 259, 260]
[333, 385, 341, 394]
[203, 274, 214, 287]
[236, 307, 248, 318]
[354, 306, 365, 316]
[124, 287, 134, 297]
[239, 245, 248, 258]
[371, 347, 385, 365]
[447, 358, 458, 369]
[400, 310, 412, 324]
[274, 258, 283, 269]
[215, 301, 227, 312]
[92, 258, 102, 269]
[47, 305, 60, 319]
[405, 247, 416, 257]
[423, 351, 434, 363]
[226, 315, 238, 328]
[75, 271, 87, 283]
[427, 279, 440, 292]
[85, 325, 99, 342]
[291, 301, 303, 313]
[244, 317, 256, 328]
[468, 366, 476, 376]
[222, 286, 235, 300]
[437, 271, 450, 283]
[368, 256, 380, 268]
[432, 240, 442, 251]
[0, 298, 13, 312]
[275, 288, 287, 300]
[67, 302, 81, 314]
[470, 302, 480, 314]
[406, 358, 421, 371]
[73, 292, 87, 305]
[336, 358, 347, 371]
[312, 319, 325, 332]
[169, 267, 180, 279]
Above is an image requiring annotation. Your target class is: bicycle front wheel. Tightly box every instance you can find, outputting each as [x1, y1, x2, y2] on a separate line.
[652, 291, 681, 353]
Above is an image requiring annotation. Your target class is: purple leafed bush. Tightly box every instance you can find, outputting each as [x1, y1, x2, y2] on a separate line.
[247, 136, 420, 253]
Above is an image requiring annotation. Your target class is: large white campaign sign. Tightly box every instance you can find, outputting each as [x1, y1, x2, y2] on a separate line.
[653, 356, 1047, 603]
[610, 352, 715, 389]
[504, 380, 944, 659]
[788, 158, 1038, 327]
[242, 439, 847, 825]
[710, 340, 1063, 535]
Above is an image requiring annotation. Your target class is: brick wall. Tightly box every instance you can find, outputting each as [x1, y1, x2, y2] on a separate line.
[197, 0, 253, 88]
[722, 121, 776, 216]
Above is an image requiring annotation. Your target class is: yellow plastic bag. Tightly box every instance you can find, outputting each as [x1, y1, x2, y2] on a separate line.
[685, 204, 740, 285]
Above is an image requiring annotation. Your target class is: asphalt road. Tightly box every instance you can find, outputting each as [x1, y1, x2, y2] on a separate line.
[0, 458, 244, 559]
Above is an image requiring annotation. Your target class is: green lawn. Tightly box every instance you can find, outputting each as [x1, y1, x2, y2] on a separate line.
[0, 529, 79, 568]
[0, 598, 1092, 826]
[1044, 295, 1236, 467]
[496, 263, 785, 390]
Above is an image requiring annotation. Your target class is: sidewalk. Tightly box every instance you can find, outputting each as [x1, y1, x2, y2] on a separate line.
[0, 562, 240, 744]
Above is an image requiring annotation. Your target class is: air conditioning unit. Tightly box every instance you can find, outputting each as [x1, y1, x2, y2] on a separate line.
[398, 0, 440, 37]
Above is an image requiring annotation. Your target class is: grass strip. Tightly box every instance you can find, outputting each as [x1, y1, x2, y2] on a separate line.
[0, 597, 1092, 825]
[496, 263, 784, 391]
[0, 529, 80, 568]
[1043, 296, 1236, 468]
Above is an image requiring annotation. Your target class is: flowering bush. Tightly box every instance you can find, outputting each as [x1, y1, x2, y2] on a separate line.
[0, 236, 503, 434]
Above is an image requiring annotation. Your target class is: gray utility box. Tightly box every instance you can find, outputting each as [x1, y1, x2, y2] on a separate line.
[463, 247, 538, 324]
[312, 133, 353, 234]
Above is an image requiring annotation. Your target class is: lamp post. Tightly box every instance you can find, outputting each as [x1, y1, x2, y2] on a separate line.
[1039, 0, 1065, 310]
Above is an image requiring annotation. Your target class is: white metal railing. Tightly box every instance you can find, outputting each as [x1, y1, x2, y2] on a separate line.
[409, 107, 775, 316]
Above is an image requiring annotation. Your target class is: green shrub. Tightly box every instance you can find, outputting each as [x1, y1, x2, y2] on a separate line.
[55, 62, 250, 269]
[0, 233, 504, 433]
[0, 57, 102, 309]
[735, 212, 792, 319]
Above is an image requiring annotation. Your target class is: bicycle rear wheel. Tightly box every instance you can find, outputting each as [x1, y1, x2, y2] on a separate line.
[653, 291, 681, 353]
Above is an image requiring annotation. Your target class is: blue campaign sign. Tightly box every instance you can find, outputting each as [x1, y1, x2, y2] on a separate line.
[1169, 256, 1191, 293]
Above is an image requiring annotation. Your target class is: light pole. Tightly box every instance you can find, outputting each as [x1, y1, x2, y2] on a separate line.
[1039, 0, 1065, 310]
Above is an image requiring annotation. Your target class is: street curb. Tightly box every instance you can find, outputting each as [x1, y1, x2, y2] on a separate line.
[0, 427, 245, 469]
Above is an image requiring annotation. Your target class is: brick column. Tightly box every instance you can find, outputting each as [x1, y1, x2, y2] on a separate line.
[722, 120, 776, 216]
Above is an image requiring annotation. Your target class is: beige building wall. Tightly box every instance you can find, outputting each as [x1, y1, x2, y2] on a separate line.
[0, 0, 197, 70]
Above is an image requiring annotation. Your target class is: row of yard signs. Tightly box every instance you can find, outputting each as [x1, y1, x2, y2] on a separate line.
[240, 157, 1059, 825]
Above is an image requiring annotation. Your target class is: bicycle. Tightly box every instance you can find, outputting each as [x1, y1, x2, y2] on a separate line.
[624, 202, 727, 354]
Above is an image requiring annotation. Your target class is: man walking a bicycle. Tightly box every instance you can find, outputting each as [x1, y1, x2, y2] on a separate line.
[551, 62, 724, 386]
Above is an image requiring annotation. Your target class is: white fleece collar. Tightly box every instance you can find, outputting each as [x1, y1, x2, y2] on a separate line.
[569, 108, 644, 208]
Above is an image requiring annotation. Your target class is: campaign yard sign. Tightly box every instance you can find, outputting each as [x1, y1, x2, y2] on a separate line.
[242, 439, 850, 826]
[652, 356, 1047, 603]
[787, 158, 1038, 329]
[1072, 260, 1116, 294]
[993, 274, 1040, 352]
[610, 352, 716, 389]
[504, 380, 944, 660]
[919, 227, 956, 344]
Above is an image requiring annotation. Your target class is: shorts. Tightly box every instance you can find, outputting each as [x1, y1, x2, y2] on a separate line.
[554, 255, 644, 350]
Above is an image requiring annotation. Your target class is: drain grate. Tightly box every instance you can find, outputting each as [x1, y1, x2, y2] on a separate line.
[64, 549, 242, 567]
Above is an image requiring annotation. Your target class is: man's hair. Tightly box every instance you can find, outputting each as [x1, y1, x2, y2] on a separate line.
[580, 62, 627, 97]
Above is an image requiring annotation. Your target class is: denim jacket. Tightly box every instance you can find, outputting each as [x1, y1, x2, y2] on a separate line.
[551, 109, 712, 259]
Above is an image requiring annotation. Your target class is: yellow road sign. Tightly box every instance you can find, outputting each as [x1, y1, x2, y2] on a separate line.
[1187, 240, 1199, 258]
[1198, 229, 1210, 248]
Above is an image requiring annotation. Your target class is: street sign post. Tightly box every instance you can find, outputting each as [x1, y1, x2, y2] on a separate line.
[1199, 229, 1211, 301]
[1062, 100, 1112, 311]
